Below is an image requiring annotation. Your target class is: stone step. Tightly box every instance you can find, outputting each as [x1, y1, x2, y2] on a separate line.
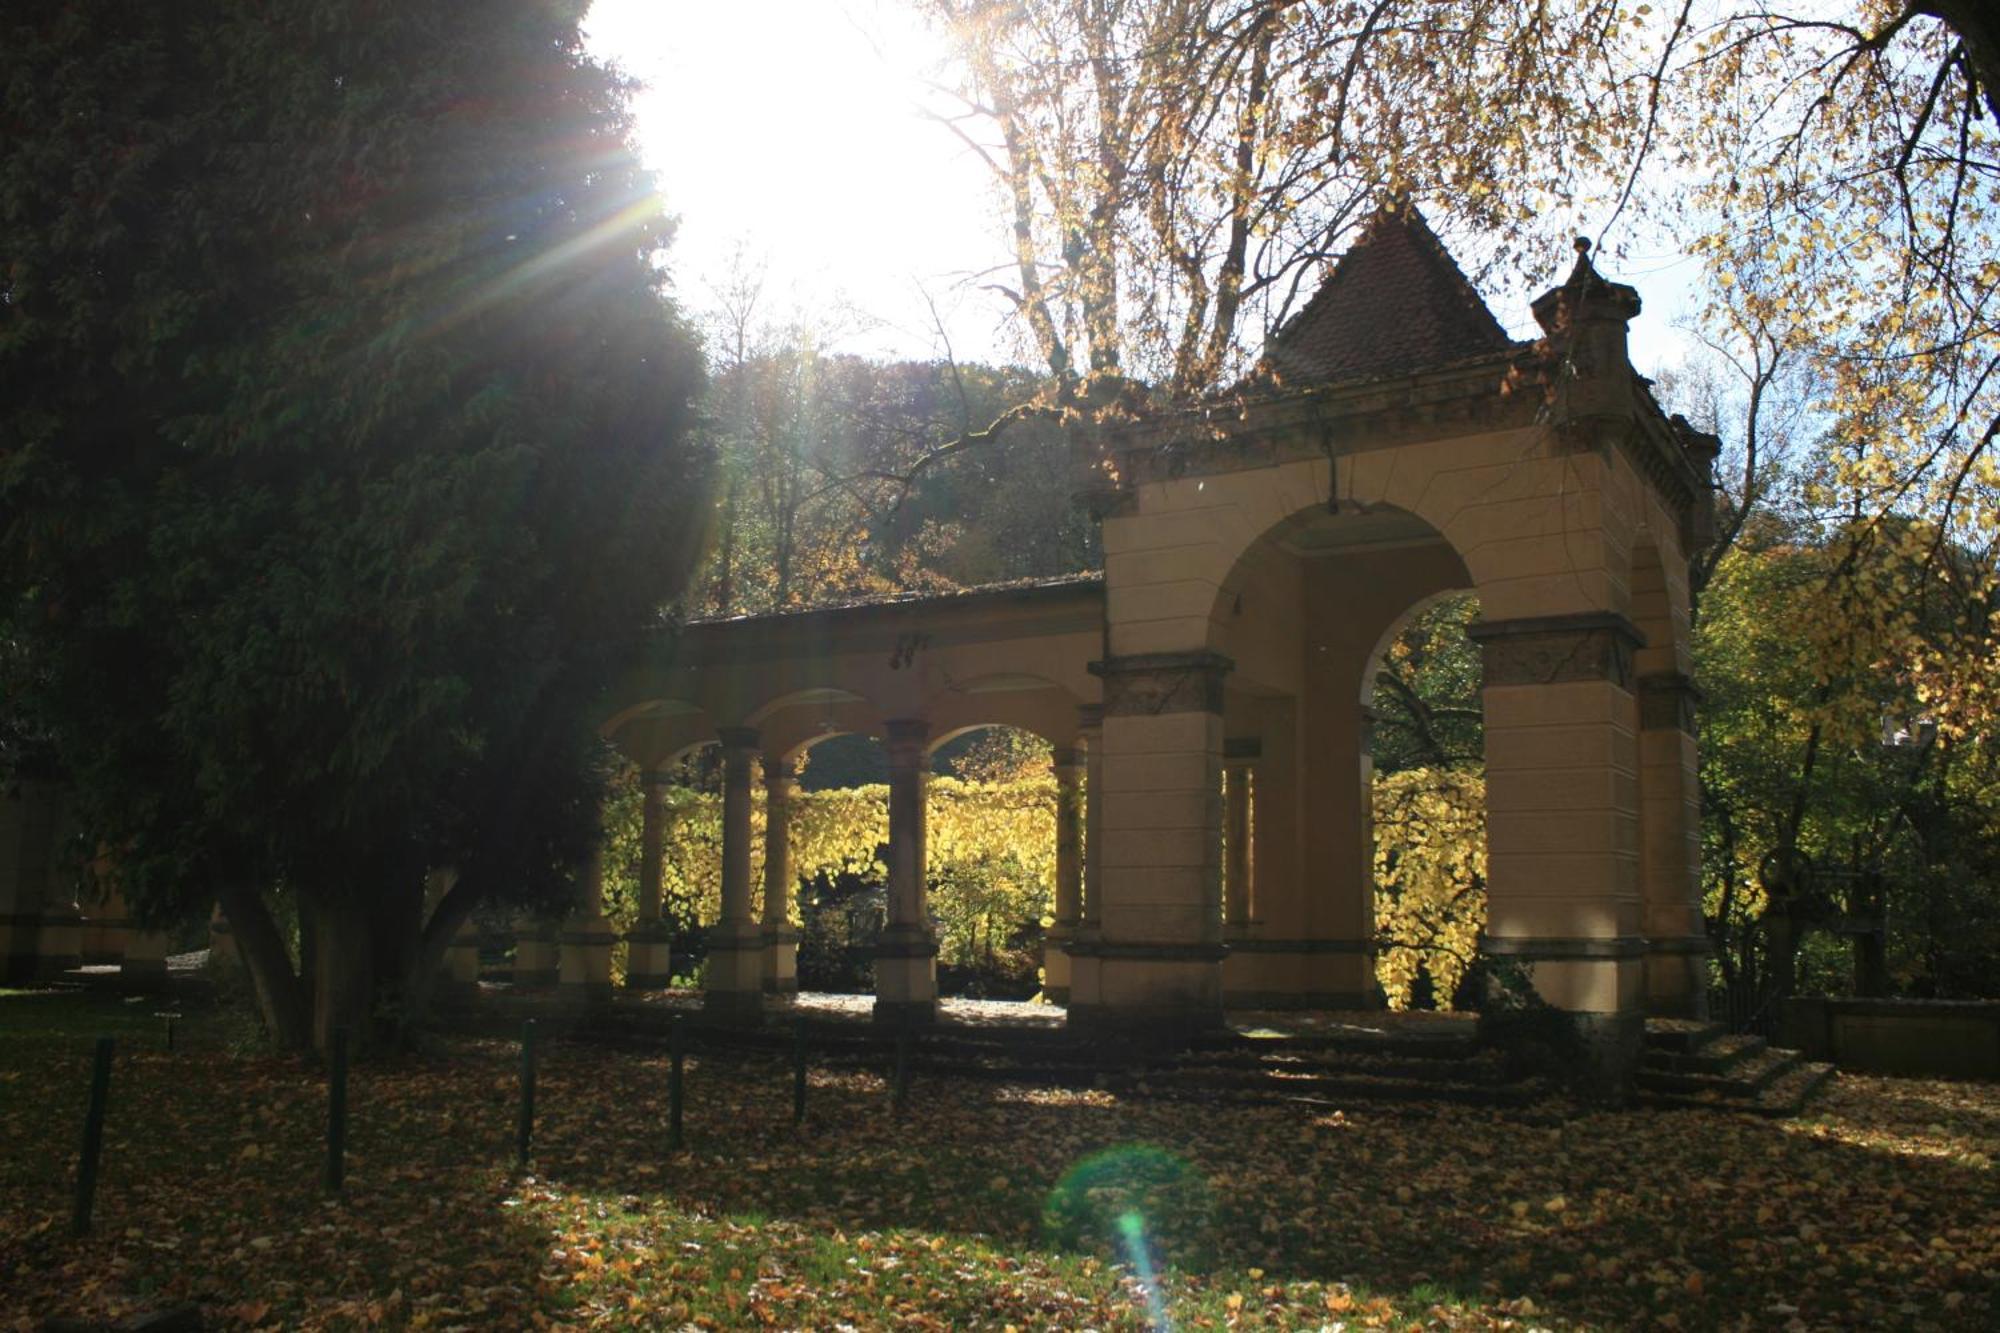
[1640, 1060, 1835, 1118]
[1643, 1031, 1767, 1076]
[1643, 1017, 1727, 1053]
[1636, 1044, 1801, 1099]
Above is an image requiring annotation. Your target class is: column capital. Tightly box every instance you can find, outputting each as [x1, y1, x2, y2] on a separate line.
[1050, 747, 1085, 772]
[1467, 611, 1644, 689]
[640, 768, 675, 789]
[1638, 671, 1702, 733]
[1077, 702, 1104, 733]
[716, 725, 761, 752]
[761, 753, 798, 787]
[1089, 650, 1233, 716]
[883, 717, 929, 764]
[1222, 736, 1262, 764]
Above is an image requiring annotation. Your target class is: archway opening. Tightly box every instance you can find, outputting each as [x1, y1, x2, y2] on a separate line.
[928, 724, 1058, 1000]
[1366, 591, 1488, 1012]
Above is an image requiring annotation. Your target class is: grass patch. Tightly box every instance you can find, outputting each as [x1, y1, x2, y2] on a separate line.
[1, 990, 1995, 1329]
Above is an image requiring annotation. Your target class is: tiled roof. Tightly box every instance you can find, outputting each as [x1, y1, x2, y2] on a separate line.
[1261, 203, 1516, 385]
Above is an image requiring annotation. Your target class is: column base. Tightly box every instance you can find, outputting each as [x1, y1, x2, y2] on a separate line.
[762, 925, 799, 995]
[626, 927, 674, 991]
[32, 910, 84, 981]
[873, 997, 938, 1028]
[120, 931, 171, 991]
[1041, 922, 1075, 1002]
[874, 925, 937, 1024]
[1221, 938, 1376, 1010]
[512, 927, 559, 989]
[1643, 936, 1712, 1019]
[558, 927, 615, 1005]
[1062, 940, 1226, 1037]
[705, 921, 766, 1024]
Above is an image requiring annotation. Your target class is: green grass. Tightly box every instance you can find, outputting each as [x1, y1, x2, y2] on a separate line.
[1, 990, 1996, 1329]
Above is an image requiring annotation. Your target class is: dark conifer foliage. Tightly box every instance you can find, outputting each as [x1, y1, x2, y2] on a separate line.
[0, 1, 706, 1048]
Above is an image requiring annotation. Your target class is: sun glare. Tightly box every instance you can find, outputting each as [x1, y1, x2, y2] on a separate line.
[583, 0, 1009, 360]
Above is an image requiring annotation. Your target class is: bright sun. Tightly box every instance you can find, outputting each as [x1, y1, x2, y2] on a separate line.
[583, 0, 1012, 362]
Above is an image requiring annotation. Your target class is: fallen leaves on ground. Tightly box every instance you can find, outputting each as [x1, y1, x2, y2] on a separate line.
[1, 995, 1995, 1330]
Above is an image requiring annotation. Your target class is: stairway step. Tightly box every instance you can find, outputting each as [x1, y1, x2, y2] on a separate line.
[1643, 1031, 1767, 1075]
[1643, 1017, 1726, 1053]
[1640, 1060, 1835, 1117]
[1637, 1045, 1801, 1098]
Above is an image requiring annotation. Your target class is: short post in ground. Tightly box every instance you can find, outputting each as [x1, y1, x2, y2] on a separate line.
[323, 1026, 348, 1194]
[668, 1014, 686, 1152]
[516, 1019, 538, 1169]
[71, 1036, 114, 1236]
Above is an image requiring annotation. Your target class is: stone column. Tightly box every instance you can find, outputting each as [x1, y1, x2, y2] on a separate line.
[874, 718, 937, 1027]
[1222, 741, 1256, 932]
[207, 900, 242, 973]
[704, 727, 765, 1022]
[1071, 652, 1231, 1036]
[121, 927, 170, 990]
[1043, 748, 1085, 1003]
[1638, 672, 1708, 1017]
[511, 913, 558, 988]
[443, 914, 483, 995]
[761, 755, 800, 996]
[1470, 612, 1647, 1088]
[626, 770, 675, 990]
[559, 848, 615, 1004]
[84, 887, 133, 967]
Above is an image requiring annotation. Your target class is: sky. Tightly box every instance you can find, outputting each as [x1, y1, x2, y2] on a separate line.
[582, 0, 1699, 377]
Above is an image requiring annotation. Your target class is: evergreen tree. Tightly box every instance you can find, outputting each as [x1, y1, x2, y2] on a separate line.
[0, 1, 706, 1050]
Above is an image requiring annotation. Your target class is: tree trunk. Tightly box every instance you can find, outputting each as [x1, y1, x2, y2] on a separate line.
[312, 897, 375, 1057]
[215, 882, 310, 1052]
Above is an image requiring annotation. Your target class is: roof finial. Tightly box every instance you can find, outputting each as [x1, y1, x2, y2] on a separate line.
[1574, 235, 1592, 257]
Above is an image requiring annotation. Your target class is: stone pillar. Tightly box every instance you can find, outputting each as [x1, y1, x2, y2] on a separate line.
[207, 900, 241, 973]
[1067, 707, 1105, 1012]
[511, 914, 558, 988]
[1043, 748, 1085, 1003]
[627, 770, 675, 990]
[1222, 740, 1256, 932]
[2, 786, 94, 983]
[761, 755, 800, 996]
[559, 848, 615, 1003]
[84, 887, 134, 967]
[874, 718, 938, 1027]
[1071, 652, 1230, 1036]
[443, 914, 483, 995]
[1638, 671, 1708, 1017]
[121, 927, 170, 990]
[704, 727, 765, 1023]
[1471, 612, 1646, 1089]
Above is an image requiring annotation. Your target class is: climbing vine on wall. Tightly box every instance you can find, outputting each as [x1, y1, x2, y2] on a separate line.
[1373, 767, 1487, 1011]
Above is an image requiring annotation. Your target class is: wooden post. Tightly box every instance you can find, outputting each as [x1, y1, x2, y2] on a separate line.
[71, 1037, 113, 1236]
[791, 1019, 808, 1127]
[668, 1015, 686, 1152]
[893, 1027, 911, 1114]
[323, 1027, 348, 1194]
[516, 1020, 538, 1169]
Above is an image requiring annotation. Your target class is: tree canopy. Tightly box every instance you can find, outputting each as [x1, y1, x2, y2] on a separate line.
[0, 0, 705, 1048]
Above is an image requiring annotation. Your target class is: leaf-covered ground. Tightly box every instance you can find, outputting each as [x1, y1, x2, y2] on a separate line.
[2, 992, 1995, 1330]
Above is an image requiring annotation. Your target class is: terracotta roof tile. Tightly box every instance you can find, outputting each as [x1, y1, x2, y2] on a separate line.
[1261, 203, 1516, 385]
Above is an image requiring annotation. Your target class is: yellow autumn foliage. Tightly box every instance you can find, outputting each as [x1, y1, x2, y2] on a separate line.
[1373, 767, 1487, 1011]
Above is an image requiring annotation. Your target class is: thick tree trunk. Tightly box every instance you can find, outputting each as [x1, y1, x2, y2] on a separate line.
[215, 882, 310, 1052]
[312, 897, 375, 1056]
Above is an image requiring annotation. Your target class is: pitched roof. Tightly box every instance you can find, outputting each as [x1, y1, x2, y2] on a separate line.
[1261, 203, 1515, 385]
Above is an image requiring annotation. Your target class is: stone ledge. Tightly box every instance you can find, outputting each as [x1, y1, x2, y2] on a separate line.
[1064, 939, 1229, 962]
[1481, 934, 1649, 961]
